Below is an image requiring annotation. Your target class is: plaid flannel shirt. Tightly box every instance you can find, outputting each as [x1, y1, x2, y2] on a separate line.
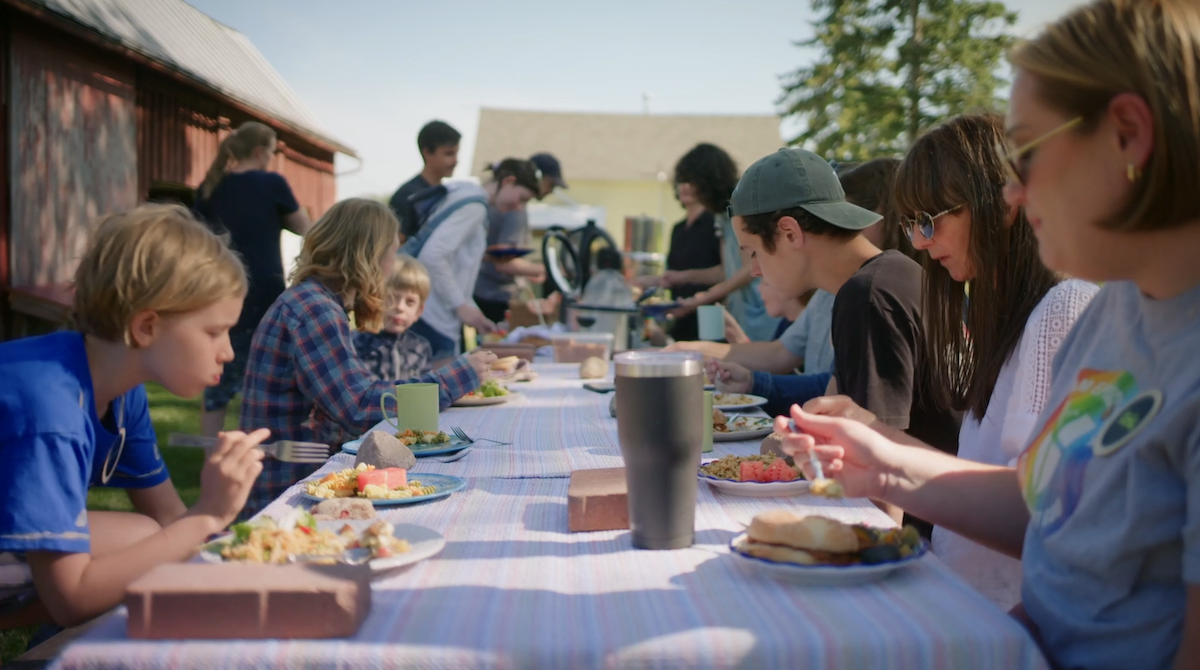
[238, 279, 479, 519]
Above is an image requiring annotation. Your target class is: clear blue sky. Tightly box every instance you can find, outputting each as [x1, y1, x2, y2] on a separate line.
[186, 0, 1086, 199]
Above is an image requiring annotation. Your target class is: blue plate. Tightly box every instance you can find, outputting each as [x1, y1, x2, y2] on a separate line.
[486, 246, 534, 259]
[342, 437, 470, 457]
[730, 533, 929, 585]
[640, 302, 682, 317]
[301, 473, 467, 506]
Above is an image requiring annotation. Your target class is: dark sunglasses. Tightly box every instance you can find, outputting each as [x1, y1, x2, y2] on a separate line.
[900, 204, 965, 242]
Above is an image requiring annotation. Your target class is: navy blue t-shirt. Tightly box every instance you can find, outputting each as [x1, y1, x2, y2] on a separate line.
[772, 318, 793, 340]
[389, 173, 432, 241]
[0, 332, 168, 557]
[194, 171, 299, 324]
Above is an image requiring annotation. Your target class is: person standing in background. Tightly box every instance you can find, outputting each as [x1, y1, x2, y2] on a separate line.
[389, 121, 461, 241]
[193, 121, 311, 437]
[473, 153, 566, 323]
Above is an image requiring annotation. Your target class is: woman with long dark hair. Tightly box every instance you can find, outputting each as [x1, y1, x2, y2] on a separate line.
[194, 121, 311, 436]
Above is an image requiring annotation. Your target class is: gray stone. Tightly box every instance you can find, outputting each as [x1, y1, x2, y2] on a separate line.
[354, 431, 416, 470]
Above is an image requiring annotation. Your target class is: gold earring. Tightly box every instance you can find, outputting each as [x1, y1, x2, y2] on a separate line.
[1127, 164, 1141, 182]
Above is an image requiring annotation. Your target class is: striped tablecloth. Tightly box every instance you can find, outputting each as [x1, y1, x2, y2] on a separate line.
[51, 364, 1049, 670]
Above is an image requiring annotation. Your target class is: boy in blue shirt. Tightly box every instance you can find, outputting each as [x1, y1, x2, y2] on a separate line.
[0, 205, 269, 630]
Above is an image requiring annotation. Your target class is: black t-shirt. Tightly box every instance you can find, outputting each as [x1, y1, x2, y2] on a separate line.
[389, 173, 431, 241]
[830, 250, 961, 455]
[193, 170, 299, 326]
[666, 211, 722, 341]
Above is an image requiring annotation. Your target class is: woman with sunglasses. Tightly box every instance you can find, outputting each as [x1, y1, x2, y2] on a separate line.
[778, 1, 1200, 666]
[828, 113, 1097, 611]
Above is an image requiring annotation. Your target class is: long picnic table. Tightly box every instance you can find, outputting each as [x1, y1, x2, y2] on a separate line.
[52, 363, 1048, 669]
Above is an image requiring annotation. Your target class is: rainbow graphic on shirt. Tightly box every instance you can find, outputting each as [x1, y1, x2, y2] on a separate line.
[1018, 369, 1137, 534]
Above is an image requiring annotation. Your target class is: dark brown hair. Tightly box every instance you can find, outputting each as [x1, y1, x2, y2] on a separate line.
[1010, 0, 1200, 232]
[485, 158, 542, 194]
[839, 157, 918, 260]
[896, 113, 1060, 419]
[674, 143, 740, 213]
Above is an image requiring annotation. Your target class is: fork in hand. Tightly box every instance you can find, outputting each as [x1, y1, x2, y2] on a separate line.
[167, 434, 329, 464]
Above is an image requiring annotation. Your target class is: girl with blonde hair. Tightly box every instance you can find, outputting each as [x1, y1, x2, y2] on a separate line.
[0, 205, 268, 631]
[239, 198, 495, 519]
[777, 1, 1200, 666]
[193, 121, 312, 437]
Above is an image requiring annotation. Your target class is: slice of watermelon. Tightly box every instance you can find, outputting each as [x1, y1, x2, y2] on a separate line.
[739, 461, 767, 483]
[357, 467, 408, 493]
[764, 458, 798, 483]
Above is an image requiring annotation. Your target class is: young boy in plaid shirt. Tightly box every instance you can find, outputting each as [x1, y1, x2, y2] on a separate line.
[353, 256, 434, 380]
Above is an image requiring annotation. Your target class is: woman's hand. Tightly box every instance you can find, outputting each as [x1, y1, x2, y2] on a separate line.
[773, 406, 899, 501]
[192, 429, 269, 529]
[659, 270, 687, 288]
[705, 359, 753, 393]
[801, 395, 878, 426]
[466, 349, 498, 379]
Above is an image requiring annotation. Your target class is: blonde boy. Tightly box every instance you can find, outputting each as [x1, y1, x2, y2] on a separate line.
[352, 256, 435, 380]
[0, 205, 268, 630]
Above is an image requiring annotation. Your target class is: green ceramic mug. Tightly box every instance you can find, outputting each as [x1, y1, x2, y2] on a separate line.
[380, 383, 439, 433]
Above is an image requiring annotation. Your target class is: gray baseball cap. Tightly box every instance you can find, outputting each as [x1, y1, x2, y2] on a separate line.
[729, 148, 881, 230]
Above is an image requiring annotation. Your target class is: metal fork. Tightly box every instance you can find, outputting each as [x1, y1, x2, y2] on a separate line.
[167, 434, 329, 464]
[432, 447, 472, 464]
[450, 427, 511, 446]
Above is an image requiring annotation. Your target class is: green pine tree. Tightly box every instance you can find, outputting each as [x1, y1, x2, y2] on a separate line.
[779, 0, 1017, 160]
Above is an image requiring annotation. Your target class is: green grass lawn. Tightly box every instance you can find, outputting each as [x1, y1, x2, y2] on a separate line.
[1, 384, 231, 663]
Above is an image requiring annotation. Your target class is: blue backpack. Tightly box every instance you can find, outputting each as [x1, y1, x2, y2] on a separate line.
[400, 183, 488, 257]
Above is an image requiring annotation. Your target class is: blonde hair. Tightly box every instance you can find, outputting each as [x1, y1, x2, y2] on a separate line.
[200, 121, 276, 199]
[1010, 0, 1200, 231]
[291, 198, 398, 333]
[73, 204, 247, 346]
[387, 256, 431, 304]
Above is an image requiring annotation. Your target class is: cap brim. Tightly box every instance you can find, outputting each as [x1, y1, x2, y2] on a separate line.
[551, 176, 567, 189]
[800, 200, 881, 231]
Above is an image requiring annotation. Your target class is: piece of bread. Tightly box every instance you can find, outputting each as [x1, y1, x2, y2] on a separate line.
[579, 356, 607, 379]
[492, 356, 521, 373]
[712, 407, 727, 428]
[746, 510, 859, 554]
[734, 536, 819, 565]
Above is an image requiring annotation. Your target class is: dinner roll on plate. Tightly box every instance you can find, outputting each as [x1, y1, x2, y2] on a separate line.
[746, 510, 859, 554]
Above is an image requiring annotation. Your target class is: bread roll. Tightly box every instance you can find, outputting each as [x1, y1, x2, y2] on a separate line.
[734, 536, 818, 565]
[492, 356, 520, 373]
[579, 356, 607, 379]
[746, 510, 859, 554]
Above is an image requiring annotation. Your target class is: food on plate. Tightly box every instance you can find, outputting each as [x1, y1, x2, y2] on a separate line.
[354, 430, 416, 470]
[217, 513, 344, 564]
[464, 379, 509, 399]
[714, 392, 756, 406]
[312, 498, 376, 520]
[699, 454, 803, 483]
[393, 429, 450, 447]
[641, 295, 671, 306]
[211, 510, 410, 563]
[713, 413, 771, 434]
[810, 479, 845, 498]
[579, 356, 607, 379]
[735, 510, 922, 567]
[306, 464, 437, 500]
[491, 356, 521, 373]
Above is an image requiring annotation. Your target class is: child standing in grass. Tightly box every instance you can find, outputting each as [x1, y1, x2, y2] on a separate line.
[353, 256, 434, 380]
[0, 205, 268, 631]
[239, 198, 495, 519]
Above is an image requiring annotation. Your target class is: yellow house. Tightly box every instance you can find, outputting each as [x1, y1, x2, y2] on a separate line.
[470, 108, 784, 252]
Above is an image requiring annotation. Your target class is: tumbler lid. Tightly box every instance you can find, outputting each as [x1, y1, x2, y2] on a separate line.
[614, 351, 703, 378]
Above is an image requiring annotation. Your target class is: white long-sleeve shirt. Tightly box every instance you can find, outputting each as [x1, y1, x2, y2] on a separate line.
[416, 183, 490, 344]
[932, 278, 1098, 611]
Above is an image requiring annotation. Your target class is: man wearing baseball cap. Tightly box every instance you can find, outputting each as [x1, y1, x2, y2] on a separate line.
[474, 153, 568, 323]
[719, 148, 960, 521]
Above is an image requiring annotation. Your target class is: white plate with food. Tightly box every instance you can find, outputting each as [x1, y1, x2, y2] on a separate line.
[453, 380, 515, 407]
[302, 465, 466, 506]
[698, 455, 809, 497]
[712, 393, 768, 411]
[200, 512, 445, 574]
[729, 511, 927, 586]
[712, 412, 774, 442]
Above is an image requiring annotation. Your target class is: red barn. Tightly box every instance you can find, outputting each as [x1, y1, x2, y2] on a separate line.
[0, 0, 356, 338]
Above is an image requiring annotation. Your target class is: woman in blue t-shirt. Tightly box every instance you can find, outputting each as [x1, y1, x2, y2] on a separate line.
[777, 1, 1200, 667]
[193, 122, 312, 437]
